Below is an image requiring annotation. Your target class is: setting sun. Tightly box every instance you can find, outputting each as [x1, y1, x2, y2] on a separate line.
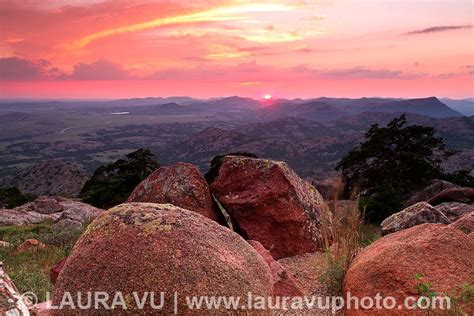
[264, 94, 272, 100]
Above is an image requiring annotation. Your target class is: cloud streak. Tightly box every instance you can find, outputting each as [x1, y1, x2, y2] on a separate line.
[72, 3, 296, 48]
[405, 25, 472, 35]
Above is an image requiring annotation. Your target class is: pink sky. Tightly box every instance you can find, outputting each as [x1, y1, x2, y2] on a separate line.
[0, 0, 473, 99]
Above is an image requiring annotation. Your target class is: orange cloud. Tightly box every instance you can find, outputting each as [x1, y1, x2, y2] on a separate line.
[71, 3, 297, 48]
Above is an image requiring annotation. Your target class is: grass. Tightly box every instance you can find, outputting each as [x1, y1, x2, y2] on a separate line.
[319, 187, 382, 295]
[0, 221, 86, 302]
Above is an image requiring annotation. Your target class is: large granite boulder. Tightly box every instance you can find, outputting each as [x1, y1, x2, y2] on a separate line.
[53, 203, 273, 315]
[344, 224, 474, 315]
[380, 202, 451, 235]
[127, 163, 221, 222]
[210, 156, 332, 259]
[0, 196, 103, 229]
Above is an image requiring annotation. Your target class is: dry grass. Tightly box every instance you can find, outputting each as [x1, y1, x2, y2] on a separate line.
[318, 178, 370, 295]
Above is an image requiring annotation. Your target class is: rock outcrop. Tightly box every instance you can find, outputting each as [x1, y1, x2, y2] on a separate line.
[210, 156, 332, 259]
[428, 187, 474, 206]
[380, 202, 451, 235]
[0, 196, 103, 228]
[404, 179, 458, 207]
[53, 203, 273, 315]
[434, 202, 473, 221]
[248, 240, 305, 298]
[449, 211, 474, 234]
[127, 163, 221, 222]
[344, 224, 474, 315]
[9, 160, 88, 197]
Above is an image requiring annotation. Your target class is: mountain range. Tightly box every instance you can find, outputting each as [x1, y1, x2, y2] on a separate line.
[0, 96, 472, 181]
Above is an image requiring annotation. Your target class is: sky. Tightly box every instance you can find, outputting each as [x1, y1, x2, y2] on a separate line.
[0, 0, 473, 99]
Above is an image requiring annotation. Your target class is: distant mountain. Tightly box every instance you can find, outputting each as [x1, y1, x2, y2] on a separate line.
[108, 96, 199, 106]
[128, 102, 199, 115]
[330, 112, 474, 148]
[199, 96, 262, 112]
[241, 117, 337, 139]
[361, 97, 464, 118]
[254, 97, 462, 121]
[165, 112, 473, 178]
[258, 101, 349, 122]
[440, 98, 474, 116]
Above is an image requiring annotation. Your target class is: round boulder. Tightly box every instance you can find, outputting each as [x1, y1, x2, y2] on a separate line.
[127, 163, 222, 222]
[53, 203, 273, 315]
[344, 224, 474, 315]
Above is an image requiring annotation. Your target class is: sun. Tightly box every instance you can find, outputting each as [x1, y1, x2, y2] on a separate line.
[264, 94, 272, 100]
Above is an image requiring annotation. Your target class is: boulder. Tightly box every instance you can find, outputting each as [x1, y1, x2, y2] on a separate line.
[344, 224, 474, 315]
[50, 258, 67, 286]
[15, 239, 47, 254]
[127, 163, 221, 222]
[404, 179, 458, 207]
[53, 203, 273, 315]
[449, 211, 474, 234]
[248, 240, 305, 298]
[211, 156, 332, 259]
[435, 202, 473, 221]
[0, 197, 103, 228]
[381, 202, 451, 235]
[428, 187, 474, 206]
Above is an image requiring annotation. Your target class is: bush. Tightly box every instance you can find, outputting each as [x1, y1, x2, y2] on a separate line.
[0, 187, 36, 208]
[79, 148, 159, 209]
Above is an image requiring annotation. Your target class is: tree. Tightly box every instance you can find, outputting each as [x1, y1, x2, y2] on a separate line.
[0, 187, 36, 208]
[80, 149, 159, 209]
[336, 115, 447, 223]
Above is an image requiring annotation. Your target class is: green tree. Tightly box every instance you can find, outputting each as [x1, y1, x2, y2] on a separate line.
[0, 187, 36, 208]
[336, 115, 447, 223]
[80, 149, 159, 209]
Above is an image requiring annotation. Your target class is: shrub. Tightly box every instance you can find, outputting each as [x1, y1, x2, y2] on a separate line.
[0, 187, 36, 208]
[79, 148, 159, 209]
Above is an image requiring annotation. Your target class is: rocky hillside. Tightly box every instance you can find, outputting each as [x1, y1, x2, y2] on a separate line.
[4, 160, 88, 197]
